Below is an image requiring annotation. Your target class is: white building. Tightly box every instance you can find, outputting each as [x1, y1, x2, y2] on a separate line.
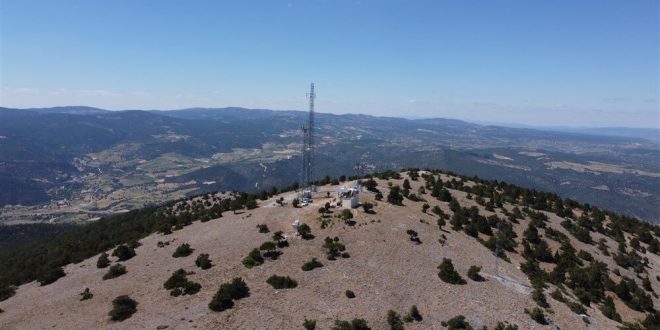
[337, 185, 360, 209]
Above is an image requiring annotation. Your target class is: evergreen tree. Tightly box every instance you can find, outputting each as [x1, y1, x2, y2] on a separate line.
[195, 253, 213, 269]
[112, 245, 136, 261]
[387, 310, 404, 330]
[407, 305, 422, 322]
[103, 264, 127, 280]
[437, 258, 466, 284]
[600, 296, 621, 322]
[302, 258, 324, 271]
[96, 252, 111, 268]
[172, 243, 194, 258]
[298, 223, 314, 240]
[37, 267, 66, 285]
[387, 186, 404, 205]
[109, 295, 138, 321]
[242, 248, 264, 268]
[467, 265, 484, 281]
[303, 319, 317, 330]
[266, 275, 298, 289]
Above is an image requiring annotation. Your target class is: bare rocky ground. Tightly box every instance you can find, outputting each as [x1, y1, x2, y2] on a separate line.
[0, 173, 657, 329]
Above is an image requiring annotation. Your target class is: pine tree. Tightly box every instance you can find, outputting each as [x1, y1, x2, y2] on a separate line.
[437, 258, 466, 284]
[96, 253, 111, 268]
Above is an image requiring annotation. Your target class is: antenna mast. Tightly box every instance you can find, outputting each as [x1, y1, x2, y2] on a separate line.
[301, 83, 316, 190]
[308, 83, 315, 188]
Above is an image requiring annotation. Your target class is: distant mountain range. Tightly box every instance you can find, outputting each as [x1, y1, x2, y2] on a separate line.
[21, 106, 660, 141]
[469, 120, 659, 142]
[0, 106, 659, 223]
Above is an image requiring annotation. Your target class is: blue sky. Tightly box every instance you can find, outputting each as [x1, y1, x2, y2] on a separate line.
[1, 0, 658, 127]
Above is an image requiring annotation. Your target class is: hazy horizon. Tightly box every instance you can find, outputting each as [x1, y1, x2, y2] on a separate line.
[5, 104, 660, 130]
[1, 0, 658, 128]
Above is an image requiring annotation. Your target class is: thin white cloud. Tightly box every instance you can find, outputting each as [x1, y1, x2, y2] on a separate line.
[4, 87, 38, 94]
[79, 89, 122, 97]
[601, 97, 631, 103]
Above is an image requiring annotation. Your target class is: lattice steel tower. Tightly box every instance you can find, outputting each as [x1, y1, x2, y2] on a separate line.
[301, 83, 316, 190]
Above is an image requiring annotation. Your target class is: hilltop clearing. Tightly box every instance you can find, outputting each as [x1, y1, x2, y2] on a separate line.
[0, 170, 658, 329]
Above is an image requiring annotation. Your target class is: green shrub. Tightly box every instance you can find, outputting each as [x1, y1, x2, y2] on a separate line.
[96, 252, 111, 268]
[613, 276, 653, 312]
[437, 258, 466, 285]
[172, 243, 194, 258]
[362, 202, 374, 213]
[266, 275, 298, 289]
[245, 199, 258, 210]
[224, 277, 250, 299]
[494, 322, 519, 330]
[298, 223, 314, 240]
[642, 277, 653, 292]
[577, 249, 594, 262]
[525, 307, 547, 325]
[256, 224, 269, 233]
[183, 281, 201, 295]
[442, 315, 472, 329]
[79, 288, 93, 301]
[195, 253, 213, 269]
[170, 288, 182, 297]
[302, 258, 324, 271]
[323, 236, 347, 260]
[208, 289, 233, 311]
[600, 296, 621, 322]
[0, 285, 17, 302]
[242, 248, 264, 268]
[341, 209, 354, 221]
[549, 289, 565, 302]
[437, 217, 446, 229]
[566, 300, 586, 315]
[273, 231, 289, 247]
[164, 269, 187, 289]
[332, 319, 371, 330]
[345, 290, 355, 298]
[259, 241, 281, 260]
[467, 265, 484, 282]
[209, 277, 250, 312]
[387, 186, 404, 205]
[109, 295, 138, 321]
[531, 287, 549, 308]
[387, 310, 404, 330]
[103, 264, 127, 280]
[37, 267, 66, 286]
[163, 268, 201, 295]
[406, 305, 422, 322]
[112, 245, 136, 261]
[0, 285, 16, 301]
[303, 318, 317, 330]
[406, 229, 421, 244]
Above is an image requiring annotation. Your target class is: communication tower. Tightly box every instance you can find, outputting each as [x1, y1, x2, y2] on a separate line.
[301, 83, 316, 192]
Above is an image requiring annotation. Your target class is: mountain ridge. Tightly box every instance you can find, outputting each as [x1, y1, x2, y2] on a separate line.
[3, 105, 657, 141]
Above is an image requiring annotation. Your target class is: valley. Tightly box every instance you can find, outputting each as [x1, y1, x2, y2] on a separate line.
[1, 107, 659, 224]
